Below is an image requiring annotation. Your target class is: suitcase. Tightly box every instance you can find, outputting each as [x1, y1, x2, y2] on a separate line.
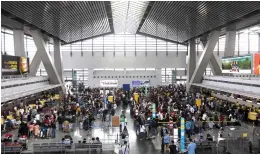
[97, 114, 101, 119]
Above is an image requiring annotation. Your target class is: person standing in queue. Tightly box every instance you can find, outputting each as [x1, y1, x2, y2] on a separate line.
[187, 138, 196, 154]
[169, 140, 177, 154]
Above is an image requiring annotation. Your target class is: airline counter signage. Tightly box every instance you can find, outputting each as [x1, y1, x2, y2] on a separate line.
[100, 80, 118, 87]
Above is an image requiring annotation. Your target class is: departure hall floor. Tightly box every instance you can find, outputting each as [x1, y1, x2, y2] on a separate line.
[2, 104, 259, 154]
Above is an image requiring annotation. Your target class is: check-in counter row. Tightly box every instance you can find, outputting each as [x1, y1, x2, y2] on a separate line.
[212, 93, 260, 108]
[202, 80, 260, 96]
[203, 76, 260, 86]
[1, 84, 62, 102]
[1, 76, 49, 87]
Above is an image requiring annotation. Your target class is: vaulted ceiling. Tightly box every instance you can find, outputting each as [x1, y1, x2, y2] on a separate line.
[2, 1, 260, 44]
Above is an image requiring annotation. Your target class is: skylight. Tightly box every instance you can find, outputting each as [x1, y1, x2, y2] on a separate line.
[111, 1, 149, 34]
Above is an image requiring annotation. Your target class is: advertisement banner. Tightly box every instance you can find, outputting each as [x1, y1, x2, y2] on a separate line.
[222, 55, 252, 73]
[180, 117, 185, 152]
[100, 80, 118, 87]
[253, 53, 260, 75]
[2, 55, 30, 75]
[132, 80, 150, 87]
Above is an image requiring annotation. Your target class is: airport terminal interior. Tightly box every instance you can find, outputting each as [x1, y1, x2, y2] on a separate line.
[2, 1, 260, 154]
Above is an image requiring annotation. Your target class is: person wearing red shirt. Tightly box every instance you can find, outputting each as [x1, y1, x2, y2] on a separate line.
[169, 118, 174, 136]
[220, 114, 225, 128]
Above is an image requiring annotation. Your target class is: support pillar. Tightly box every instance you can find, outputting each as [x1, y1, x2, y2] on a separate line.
[200, 36, 222, 76]
[13, 30, 26, 57]
[156, 68, 162, 86]
[187, 39, 196, 83]
[30, 41, 47, 75]
[30, 51, 42, 75]
[54, 38, 64, 84]
[189, 30, 221, 85]
[224, 26, 236, 57]
[30, 30, 62, 86]
[88, 68, 94, 87]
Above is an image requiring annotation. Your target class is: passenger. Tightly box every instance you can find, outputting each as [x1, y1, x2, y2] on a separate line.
[169, 140, 177, 154]
[187, 138, 196, 154]
[121, 141, 129, 154]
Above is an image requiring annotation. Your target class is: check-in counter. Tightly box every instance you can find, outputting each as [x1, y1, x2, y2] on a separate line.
[211, 93, 260, 108]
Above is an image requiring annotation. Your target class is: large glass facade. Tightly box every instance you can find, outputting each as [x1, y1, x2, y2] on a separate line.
[161, 68, 187, 85]
[1, 25, 260, 84]
[61, 34, 188, 54]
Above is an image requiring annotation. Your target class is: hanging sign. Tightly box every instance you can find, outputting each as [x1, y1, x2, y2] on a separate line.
[100, 80, 118, 87]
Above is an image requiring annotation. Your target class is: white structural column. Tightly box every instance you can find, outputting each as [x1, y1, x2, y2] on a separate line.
[54, 38, 64, 84]
[88, 68, 94, 87]
[30, 50, 42, 75]
[187, 39, 196, 83]
[224, 27, 236, 57]
[156, 68, 162, 85]
[200, 38, 222, 76]
[189, 30, 221, 85]
[30, 30, 62, 86]
[13, 30, 26, 57]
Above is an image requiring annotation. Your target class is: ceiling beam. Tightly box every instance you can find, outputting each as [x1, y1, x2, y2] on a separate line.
[185, 9, 260, 43]
[62, 32, 113, 45]
[104, 1, 114, 33]
[137, 32, 187, 46]
[136, 1, 155, 34]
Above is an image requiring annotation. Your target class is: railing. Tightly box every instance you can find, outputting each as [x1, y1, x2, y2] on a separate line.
[27, 142, 115, 154]
[205, 74, 260, 79]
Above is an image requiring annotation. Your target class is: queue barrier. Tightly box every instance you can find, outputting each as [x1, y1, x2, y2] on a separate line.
[32, 142, 114, 154]
[1, 145, 24, 153]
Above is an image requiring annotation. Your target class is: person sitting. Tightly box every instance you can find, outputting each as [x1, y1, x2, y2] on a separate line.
[83, 138, 87, 143]
[206, 133, 213, 141]
[91, 138, 95, 143]
[95, 137, 102, 151]
[169, 140, 177, 154]
[199, 135, 205, 143]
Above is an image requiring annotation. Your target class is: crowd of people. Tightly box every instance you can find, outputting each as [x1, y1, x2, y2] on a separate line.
[129, 85, 258, 153]
[2, 84, 259, 154]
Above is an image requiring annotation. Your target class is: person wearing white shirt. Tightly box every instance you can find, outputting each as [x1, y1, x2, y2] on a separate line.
[35, 113, 40, 121]
[20, 108, 24, 116]
[202, 113, 207, 121]
[139, 125, 145, 140]
[190, 107, 194, 114]
[202, 113, 207, 130]
[121, 141, 130, 154]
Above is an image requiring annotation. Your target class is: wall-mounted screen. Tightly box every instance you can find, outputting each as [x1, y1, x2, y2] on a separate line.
[2, 55, 30, 75]
[132, 80, 150, 87]
[222, 55, 252, 73]
[253, 53, 260, 75]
